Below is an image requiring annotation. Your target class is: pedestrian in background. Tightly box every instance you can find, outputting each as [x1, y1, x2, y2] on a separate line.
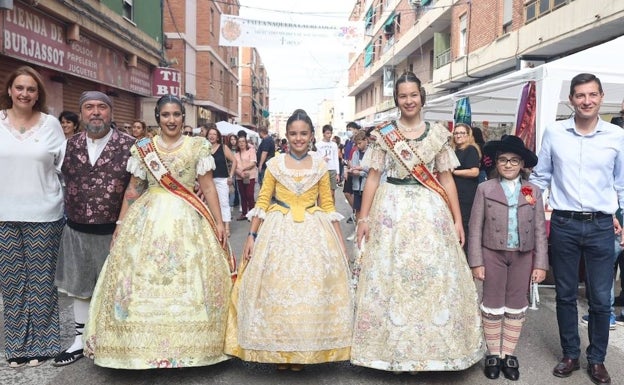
[256, 126, 275, 186]
[352, 71, 483, 373]
[610, 99, 624, 128]
[471, 126, 487, 183]
[228, 134, 241, 210]
[234, 135, 257, 220]
[316, 124, 340, 202]
[468, 135, 548, 381]
[58, 110, 79, 139]
[0, 65, 65, 368]
[531, 73, 624, 385]
[54, 91, 134, 367]
[451, 122, 481, 250]
[225, 109, 352, 371]
[206, 123, 237, 238]
[131, 120, 147, 140]
[342, 121, 361, 223]
[83, 94, 234, 369]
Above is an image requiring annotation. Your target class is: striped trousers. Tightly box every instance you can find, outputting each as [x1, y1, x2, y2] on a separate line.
[0, 220, 64, 359]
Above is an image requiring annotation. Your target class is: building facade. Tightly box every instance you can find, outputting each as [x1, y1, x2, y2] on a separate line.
[163, 0, 240, 128]
[0, 0, 167, 126]
[348, 0, 624, 129]
[238, 47, 270, 131]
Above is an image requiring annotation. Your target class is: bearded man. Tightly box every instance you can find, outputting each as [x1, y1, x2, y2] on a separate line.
[53, 91, 135, 366]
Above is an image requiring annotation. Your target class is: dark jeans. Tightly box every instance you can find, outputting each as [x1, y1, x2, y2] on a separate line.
[550, 213, 614, 364]
[258, 168, 266, 186]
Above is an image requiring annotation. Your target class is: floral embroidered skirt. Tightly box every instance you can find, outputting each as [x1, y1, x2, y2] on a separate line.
[351, 182, 484, 372]
[225, 211, 353, 364]
[83, 190, 233, 369]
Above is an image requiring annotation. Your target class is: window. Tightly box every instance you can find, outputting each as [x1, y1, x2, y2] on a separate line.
[502, 0, 512, 28]
[526, 2, 536, 21]
[210, 61, 214, 87]
[219, 69, 223, 91]
[210, 8, 215, 34]
[525, 0, 571, 23]
[383, 13, 400, 36]
[364, 44, 374, 67]
[459, 14, 467, 57]
[123, 0, 133, 21]
[384, 14, 395, 35]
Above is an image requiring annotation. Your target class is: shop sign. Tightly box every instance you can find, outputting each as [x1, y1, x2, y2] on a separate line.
[152, 67, 181, 97]
[2, 3, 152, 96]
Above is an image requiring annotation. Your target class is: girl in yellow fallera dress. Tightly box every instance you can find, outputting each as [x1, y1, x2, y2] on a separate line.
[225, 109, 353, 371]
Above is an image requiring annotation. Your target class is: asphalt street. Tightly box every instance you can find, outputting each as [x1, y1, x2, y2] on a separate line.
[2, 188, 624, 385]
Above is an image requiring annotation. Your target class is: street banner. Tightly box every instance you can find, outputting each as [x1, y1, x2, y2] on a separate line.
[219, 14, 363, 51]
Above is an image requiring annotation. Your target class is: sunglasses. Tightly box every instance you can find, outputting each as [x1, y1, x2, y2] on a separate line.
[183, 131, 193, 136]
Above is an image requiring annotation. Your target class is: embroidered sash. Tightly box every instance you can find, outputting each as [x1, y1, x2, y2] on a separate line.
[377, 121, 452, 209]
[135, 137, 237, 282]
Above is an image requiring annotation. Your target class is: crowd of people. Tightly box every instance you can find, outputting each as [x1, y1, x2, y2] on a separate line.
[1, 65, 624, 385]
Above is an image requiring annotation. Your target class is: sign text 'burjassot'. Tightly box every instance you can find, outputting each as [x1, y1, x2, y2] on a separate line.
[2, 3, 151, 96]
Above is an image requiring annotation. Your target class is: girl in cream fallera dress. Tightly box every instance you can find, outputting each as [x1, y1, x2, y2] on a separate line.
[351, 120, 484, 372]
[225, 153, 353, 366]
[83, 136, 232, 369]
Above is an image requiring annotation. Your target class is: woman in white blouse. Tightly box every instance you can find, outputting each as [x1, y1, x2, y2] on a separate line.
[0, 66, 65, 368]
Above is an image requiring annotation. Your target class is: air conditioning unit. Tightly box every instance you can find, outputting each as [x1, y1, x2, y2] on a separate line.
[229, 57, 238, 68]
[410, 0, 422, 6]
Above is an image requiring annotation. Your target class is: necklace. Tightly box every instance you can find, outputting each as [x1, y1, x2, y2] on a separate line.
[396, 120, 425, 132]
[288, 151, 309, 162]
[157, 135, 184, 150]
[19, 126, 26, 134]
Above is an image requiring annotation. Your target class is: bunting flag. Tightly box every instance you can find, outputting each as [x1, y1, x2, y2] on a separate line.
[515, 81, 536, 153]
[454, 97, 472, 125]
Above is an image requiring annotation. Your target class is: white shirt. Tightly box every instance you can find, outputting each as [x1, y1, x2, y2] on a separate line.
[87, 128, 113, 166]
[315, 139, 339, 171]
[0, 112, 65, 221]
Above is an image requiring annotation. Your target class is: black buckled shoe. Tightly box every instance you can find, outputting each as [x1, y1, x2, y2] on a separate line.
[501, 355, 520, 381]
[483, 355, 501, 379]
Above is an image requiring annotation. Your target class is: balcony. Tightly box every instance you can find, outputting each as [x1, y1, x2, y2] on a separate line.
[432, 0, 624, 90]
[434, 48, 451, 69]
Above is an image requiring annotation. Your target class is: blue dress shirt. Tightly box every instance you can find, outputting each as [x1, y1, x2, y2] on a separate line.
[530, 116, 624, 213]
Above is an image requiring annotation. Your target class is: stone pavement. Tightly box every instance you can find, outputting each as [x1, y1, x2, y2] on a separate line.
[2, 188, 624, 385]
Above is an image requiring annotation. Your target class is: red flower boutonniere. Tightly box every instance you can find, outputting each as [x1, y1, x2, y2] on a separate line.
[521, 185, 536, 206]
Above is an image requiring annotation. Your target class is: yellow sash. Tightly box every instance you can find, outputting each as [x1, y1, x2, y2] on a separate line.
[377, 121, 452, 210]
[135, 137, 237, 282]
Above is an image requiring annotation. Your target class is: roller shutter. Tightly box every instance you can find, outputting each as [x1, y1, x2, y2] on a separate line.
[63, 76, 97, 114]
[111, 90, 139, 127]
[0, 57, 21, 88]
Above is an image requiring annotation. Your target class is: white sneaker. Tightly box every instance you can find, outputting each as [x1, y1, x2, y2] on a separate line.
[346, 232, 355, 241]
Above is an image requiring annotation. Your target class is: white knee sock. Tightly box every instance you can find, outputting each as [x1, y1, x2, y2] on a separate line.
[67, 298, 89, 352]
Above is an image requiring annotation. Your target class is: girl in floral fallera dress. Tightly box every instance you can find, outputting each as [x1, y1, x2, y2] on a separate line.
[352, 72, 484, 372]
[225, 109, 353, 371]
[83, 95, 233, 369]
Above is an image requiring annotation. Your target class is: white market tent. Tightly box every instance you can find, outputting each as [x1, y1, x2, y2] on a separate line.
[424, 35, 624, 147]
[215, 121, 259, 140]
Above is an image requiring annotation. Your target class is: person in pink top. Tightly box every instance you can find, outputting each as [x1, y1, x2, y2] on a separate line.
[235, 136, 257, 220]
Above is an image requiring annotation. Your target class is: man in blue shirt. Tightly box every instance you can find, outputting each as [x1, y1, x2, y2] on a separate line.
[531, 73, 624, 385]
